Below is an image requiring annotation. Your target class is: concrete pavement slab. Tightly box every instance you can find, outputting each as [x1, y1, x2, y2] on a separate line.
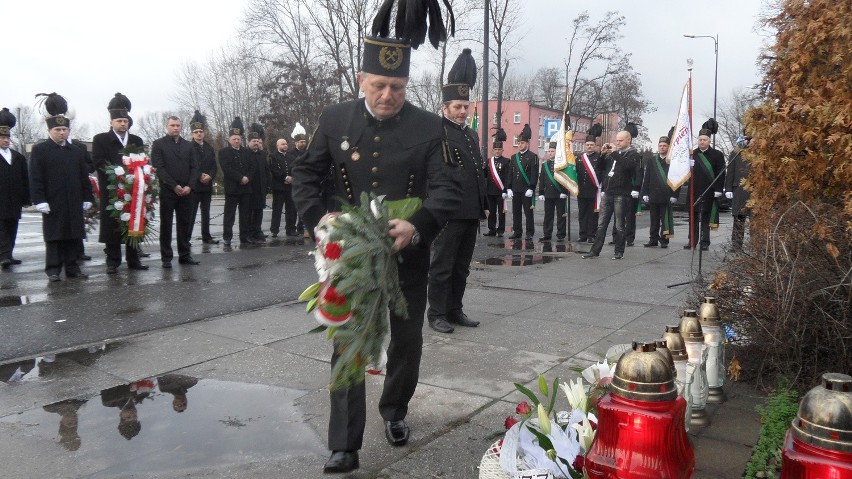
[516, 296, 652, 329]
[185, 302, 311, 346]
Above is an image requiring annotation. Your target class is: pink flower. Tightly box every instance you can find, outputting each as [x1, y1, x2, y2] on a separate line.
[516, 401, 532, 415]
[504, 416, 518, 430]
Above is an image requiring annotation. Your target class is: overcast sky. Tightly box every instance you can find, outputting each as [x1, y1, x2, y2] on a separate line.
[5, 0, 768, 147]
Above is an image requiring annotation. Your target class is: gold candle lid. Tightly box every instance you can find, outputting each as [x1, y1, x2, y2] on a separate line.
[698, 297, 721, 327]
[679, 309, 704, 342]
[610, 341, 678, 402]
[791, 373, 852, 453]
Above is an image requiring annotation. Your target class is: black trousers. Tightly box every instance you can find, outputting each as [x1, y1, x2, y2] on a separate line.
[0, 218, 19, 261]
[688, 196, 714, 247]
[45, 239, 83, 276]
[621, 197, 638, 244]
[250, 207, 264, 239]
[647, 202, 671, 245]
[159, 191, 195, 262]
[577, 197, 598, 241]
[590, 194, 628, 256]
[542, 197, 567, 239]
[328, 247, 429, 451]
[511, 192, 535, 237]
[270, 189, 297, 235]
[485, 194, 506, 233]
[104, 242, 142, 268]
[223, 194, 251, 243]
[190, 191, 213, 241]
[731, 214, 748, 251]
[427, 219, 478, 320]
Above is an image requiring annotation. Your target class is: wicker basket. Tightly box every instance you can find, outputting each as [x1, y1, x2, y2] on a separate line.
[478, 440, 554, 479]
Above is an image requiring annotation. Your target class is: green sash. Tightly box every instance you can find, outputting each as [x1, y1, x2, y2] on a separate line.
[514, 153, 535, 207]
[697, 151, 720, 228]
[652, 156, 673, 236]
[543, 162, 561, 190]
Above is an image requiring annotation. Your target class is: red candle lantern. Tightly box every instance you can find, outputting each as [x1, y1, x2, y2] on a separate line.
[585, 341, 695, 479]
[781, 372, 852, 479]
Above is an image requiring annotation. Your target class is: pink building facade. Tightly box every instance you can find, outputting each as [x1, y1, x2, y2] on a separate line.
[471, 100, 620, 157]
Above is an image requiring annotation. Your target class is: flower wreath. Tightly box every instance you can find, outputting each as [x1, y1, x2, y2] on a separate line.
[105, 145, 159, 248]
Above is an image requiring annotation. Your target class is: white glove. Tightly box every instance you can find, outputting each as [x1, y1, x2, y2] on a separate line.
[689, 158, 695, 167]
[36, 202, 50, 214]
[670, 197, 677, 204]
[507, 190, 514, 199]
[630, 191, 639, 199]
[501, 192, 508, 199]
[83, 202, 92, 210]
[725, 191, 734, 199]
[714, 191, 723, 198]
[608, 170, 614, 177]
[642, 196, 650, 203]
[538, 195, 545, 201]
[559, 193, 568, 199]
[525, 189, 533, 198]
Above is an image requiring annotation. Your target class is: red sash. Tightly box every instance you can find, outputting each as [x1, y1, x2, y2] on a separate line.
[582, 153, 602, 211]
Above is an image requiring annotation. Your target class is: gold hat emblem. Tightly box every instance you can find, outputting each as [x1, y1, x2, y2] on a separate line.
[55, 116, 66, 126]
[379, 46, 403, 70]
[457, 85, 469, 97]
[231, 128, 240, 135]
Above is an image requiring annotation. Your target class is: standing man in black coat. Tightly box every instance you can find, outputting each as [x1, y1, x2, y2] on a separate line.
[292, 23, 463, 472]
[187, 110, 219, 244]
[246, 123, 268, 243]
[151, 116, 199, 267]
[642, 133, 679, 248]
[576, 125, 603, 243]
[0, 108, 30, 269]
[537, 141, 570, 242]
[29, 93, 93, 281]
[219, 117, 255, 247]
[291, 123, 311, 234]
[269, 138, 297, 237]
[725, 135, 752, 252]
[427, 48, 486, 335]
[483, 128, 508, 237]
[685, 119, 726, 251]
[583, 124, 641, 260]
[92, 93, 147, 274]
[506, 124, 538, 240]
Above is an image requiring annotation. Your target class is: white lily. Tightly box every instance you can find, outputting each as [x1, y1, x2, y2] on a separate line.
[572, 416, 596, 451]
[560, 378, 588, 412]
[581, 360, 614, 384]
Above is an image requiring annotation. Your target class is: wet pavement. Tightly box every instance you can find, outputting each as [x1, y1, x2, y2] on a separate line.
[0, 198, 760, 478]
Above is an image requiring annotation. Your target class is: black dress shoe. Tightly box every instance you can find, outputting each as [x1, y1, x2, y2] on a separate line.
[483, 231, 497, 237]
[586, 238, 595, 244]
[79, 255, 92, 261]
[106, 265, 118, 275]
[128, 263, 149, 270]
[179, 257, 200, 265]
[285, 231, 299, 237]
[660, 243, 669, 249]
[10, 258, 22, 265]
[525, 235, 534, 241]
[48, 274, 61, 282]
[139, 251, 151, 258]
[384, 420, 410, 446]
[223, 241, 232, 247]
[0, 259, 11, 269]
[507, 233, 522, 239]
[538, 237, 551, 243]
[700, 244, 709, 251]
[578, 237, 587, 242]
[683, 244, 692, 250]
[202, 238, 220, 244]
[643, 242, 658, 248]
[496, 232, 504, 237]
[323, 451, 359, 473]
[608, 240, 615, 245]
[626, 242, 635, 247]
[556, 237, 565, 243]
[582, 254, 599, 259]
[611, 254, 623, 260]
[428, 317, 454, 333]
[67, 272, 89, 279]
[448, 312, 480, 327]
[162, 262, 172, 269]
[271, 233, 279, 238]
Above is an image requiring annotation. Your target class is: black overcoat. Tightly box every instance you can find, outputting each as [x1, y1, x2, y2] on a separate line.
[538, 160, 570, 198]
[269, 150, 293, 192]
[29, 140, 93, 241]
[218, 146, 254, 195]
[151, 135, 198, 194]
[725, 149, 751, 216]
[576, 152, 603, 198]
[190, 141, 217, 192]
[691, 147, 726, 200]
[0, 149, 30, 219]
[641, 155, 680, 203]
[505, 150, 539, 193]
[442, 117, 486, 220]
[483, 155, 508, 196]
[246, 148, 269, 208]
[91, 130, 144, 243]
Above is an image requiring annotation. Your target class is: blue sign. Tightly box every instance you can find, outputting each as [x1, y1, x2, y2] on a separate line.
[543, 119, 562, 139]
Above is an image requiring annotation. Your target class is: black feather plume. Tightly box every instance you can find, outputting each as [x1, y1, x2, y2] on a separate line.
[520, 123, 532, 141]
[107, 92, 132, 112]
[0, 108, 16, 129]
[35, 92, 68, 117]
[701, 118, 719, 135]
[230, 116, 244, 132]
[191, 110, 206, 127]
[441, 0, 455, 37]
[447, 48, 476, 87]
[493, 128, 507, 142]
[588, 123, 603, 138]
[625, 122, 639, 139]
[372, 0, 395, 38]
[372, 0, 454, 49]
[667, 126, 675, 140]
[250, 122, 265, 138]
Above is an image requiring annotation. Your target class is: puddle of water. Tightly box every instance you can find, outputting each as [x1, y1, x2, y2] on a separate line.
[489, 240, 574, 254]
[0, 378, 325, 475]
[480, 255, 560, 266]
[0, 293, 47, 307]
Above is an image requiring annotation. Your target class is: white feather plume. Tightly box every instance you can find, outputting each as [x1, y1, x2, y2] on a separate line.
[291, 122, 306, 139]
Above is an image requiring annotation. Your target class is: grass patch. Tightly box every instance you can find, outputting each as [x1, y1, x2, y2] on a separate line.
[744, 381, 800, 479]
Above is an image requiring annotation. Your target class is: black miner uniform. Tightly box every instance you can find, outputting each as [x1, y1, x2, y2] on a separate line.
[151, 132, 198, 264]
[0, 134, 30, 266]
[246, 146, 269, 241]
[484, 149, 508, 235]
[538, 158, 570, 241]
[292, 97, 462, 453]
[576, 148, 603, 242]
[641, 152, 679, 247]
[690, 145, 725, 248]
[269, 147, 298, 236]
[92, 129, 144, 267]
[506, 148, 538, 239]
[219, 144, 255, 245]
[189, 137, 218, 243]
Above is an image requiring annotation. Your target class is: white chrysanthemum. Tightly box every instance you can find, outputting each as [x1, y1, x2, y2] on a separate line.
[120, 212, 131, 221]
[125, 175, 135, 185]
[114, 166, 125, 176]
[124, 194, 132, 201]
[143, 165, 152, 175]
[114, 201, 124, 210]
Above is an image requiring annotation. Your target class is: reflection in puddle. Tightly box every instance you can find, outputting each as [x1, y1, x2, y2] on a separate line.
[480, 255, 559, 266]
[489, 241, 573, 253]
[0, 293, 47, 307]
[0, 378, 325, 476]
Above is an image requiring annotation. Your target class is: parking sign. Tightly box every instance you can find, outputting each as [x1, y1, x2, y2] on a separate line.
[543, 119, 562, 139]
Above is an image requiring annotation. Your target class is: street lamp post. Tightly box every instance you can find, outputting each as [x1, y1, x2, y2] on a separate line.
[683, 34, 718, 147]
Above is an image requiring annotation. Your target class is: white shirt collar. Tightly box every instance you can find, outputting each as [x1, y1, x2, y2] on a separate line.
[0, 148, 11, 165]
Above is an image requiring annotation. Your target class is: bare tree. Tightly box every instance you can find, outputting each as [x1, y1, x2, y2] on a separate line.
[11, 105, 44, 150]
[531, 67, 563, 109]
[407, 71, 443, 114]
[563, 11, 625, 110]
[134, 111, 193, 145]
[602, 61, 655, 141]
[502, 70, 533, 101]
[714, 87, 761, 154]
[489, 0, 525, 124]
